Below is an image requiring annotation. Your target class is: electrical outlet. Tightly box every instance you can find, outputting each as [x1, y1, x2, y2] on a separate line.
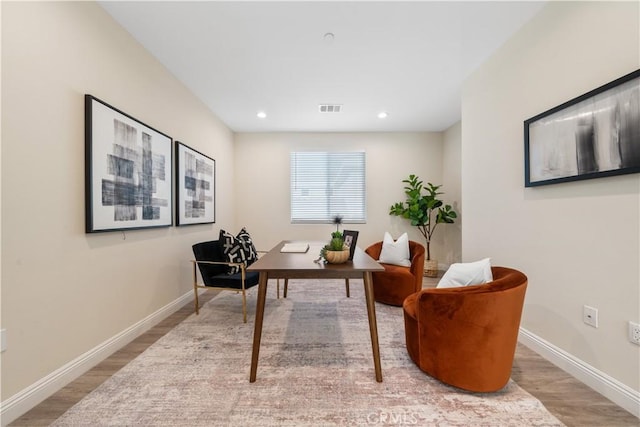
[583, 305, 598, 328]
[628, 321, 640, 346]
[0, 329, 6, 352]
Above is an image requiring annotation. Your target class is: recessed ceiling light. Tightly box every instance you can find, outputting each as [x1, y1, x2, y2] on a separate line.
[377, 112, 388, 119]
[257, 111, 267, 119]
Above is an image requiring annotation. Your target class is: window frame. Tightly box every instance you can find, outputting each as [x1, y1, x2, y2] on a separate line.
[290, 150, 366, 225]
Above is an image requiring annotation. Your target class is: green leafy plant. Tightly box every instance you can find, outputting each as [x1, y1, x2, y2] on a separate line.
[320, 216, 346, 259]
[389, 174, 457, 260]
[328, 232, 345, 250]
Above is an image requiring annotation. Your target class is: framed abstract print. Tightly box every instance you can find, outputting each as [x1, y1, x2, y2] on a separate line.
[524, 69, 640, 187]
[85, 95, 173, 232]
[175, 141, 215, 226]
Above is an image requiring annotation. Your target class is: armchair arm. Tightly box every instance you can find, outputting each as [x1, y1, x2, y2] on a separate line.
[365, 241, 383, 260]
[409, 245, 425, 279]
[192, 259, 248, 285]
[191, 259, 244, 268]
[191, 260, 246, 280]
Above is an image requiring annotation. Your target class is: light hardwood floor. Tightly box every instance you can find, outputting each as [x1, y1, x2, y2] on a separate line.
[10, 286, 639, 427]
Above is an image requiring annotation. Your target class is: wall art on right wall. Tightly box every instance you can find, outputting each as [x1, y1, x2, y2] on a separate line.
[524, 69, 640, 187]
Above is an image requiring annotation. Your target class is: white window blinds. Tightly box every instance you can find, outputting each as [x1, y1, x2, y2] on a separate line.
[290, 151, 366, 223]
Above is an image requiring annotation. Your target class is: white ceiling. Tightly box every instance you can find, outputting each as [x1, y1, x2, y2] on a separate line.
[99, 1, 545, 133]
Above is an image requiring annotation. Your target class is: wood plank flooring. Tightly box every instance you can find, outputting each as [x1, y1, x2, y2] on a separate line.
[10, 285, 639, 427]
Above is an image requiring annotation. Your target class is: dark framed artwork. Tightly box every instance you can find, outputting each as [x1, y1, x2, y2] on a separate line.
[343, 229, 359, 260]
[524, 69, 640, 187]
[175, 141, 215, 226]
[85, 95, 173, 233]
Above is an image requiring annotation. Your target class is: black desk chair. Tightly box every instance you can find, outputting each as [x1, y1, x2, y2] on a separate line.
[192, 240, 260, 323]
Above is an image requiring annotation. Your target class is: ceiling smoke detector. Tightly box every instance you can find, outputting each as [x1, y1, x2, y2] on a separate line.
[319, 104, 342, 113]
[323, 32, 335, 44]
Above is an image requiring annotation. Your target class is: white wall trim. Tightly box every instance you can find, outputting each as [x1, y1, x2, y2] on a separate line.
[1, 290, 196, 426]
[519, 327, 640, 418]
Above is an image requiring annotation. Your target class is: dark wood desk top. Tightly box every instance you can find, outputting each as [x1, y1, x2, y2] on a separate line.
[248, 240, 384, 279]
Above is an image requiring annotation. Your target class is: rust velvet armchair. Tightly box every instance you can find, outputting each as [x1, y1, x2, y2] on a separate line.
[402, 266, 528, 392]
[364, 240, 425, 306]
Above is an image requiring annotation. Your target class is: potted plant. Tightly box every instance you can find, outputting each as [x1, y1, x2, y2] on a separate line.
[389, 174, 457, 277]
[320, 216, 350, 264]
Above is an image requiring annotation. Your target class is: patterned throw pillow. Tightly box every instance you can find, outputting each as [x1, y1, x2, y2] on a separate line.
[219, 228, 258, 275]
[236, 227, 258, 264]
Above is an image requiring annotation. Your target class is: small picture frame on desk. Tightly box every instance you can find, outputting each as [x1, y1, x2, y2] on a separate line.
[343, 230, 359, 260]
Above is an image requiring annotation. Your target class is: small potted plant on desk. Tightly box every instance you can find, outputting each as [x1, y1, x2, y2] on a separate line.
[389, 174, 457, 277]
[320, 216, 350, 264]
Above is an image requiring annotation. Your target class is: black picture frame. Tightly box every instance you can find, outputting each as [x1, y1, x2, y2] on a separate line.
[524, 69, 640, 187]
[85, 95, 173, 233]
[175, 141, 216, 226]
[343, 230, 359, 260]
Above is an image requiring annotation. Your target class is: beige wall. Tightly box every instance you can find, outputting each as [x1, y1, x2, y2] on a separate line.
[8, 0, 635, 419]
[233, 132, 456, 257]
[1, 2, 233, 401]
[462, 1, 639, 392]
[442, 122, 462, 266]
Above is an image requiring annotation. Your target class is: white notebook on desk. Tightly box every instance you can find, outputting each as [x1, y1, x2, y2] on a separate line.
[280, 243, 310, 253]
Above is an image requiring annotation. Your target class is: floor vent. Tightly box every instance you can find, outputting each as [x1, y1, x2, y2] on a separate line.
[319, 104, 342, 113]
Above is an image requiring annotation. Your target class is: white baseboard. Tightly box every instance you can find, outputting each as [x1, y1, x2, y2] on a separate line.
[519, 327, 640, 418]
[0, 290, 196, 426]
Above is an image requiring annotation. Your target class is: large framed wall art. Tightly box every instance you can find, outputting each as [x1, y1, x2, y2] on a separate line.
[85, 95, 173, 233]
[175, 141, 215, 226]
[524, 69, 640, 187]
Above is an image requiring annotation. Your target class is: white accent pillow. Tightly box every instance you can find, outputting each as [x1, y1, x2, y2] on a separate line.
[437, 258, 493, 288]
[378, 232, 411, 267]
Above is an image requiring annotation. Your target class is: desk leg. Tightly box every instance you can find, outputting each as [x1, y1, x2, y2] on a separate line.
[250, 272, 268, 382]
[363, 271, 383, 382]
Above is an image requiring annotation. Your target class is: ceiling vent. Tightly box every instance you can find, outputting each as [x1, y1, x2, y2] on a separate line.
[319, 104, 342, 113]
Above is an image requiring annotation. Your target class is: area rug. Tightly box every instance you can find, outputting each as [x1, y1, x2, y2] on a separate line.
[53, 279, 564, 426]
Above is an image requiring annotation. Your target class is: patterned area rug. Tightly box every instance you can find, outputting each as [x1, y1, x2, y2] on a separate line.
[53, 279, 564, 426]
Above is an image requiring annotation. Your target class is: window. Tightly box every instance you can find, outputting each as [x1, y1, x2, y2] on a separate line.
[290, 151, 366, 223]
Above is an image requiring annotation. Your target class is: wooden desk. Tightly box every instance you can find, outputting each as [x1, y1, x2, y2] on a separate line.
[247, 240, 385, 382]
